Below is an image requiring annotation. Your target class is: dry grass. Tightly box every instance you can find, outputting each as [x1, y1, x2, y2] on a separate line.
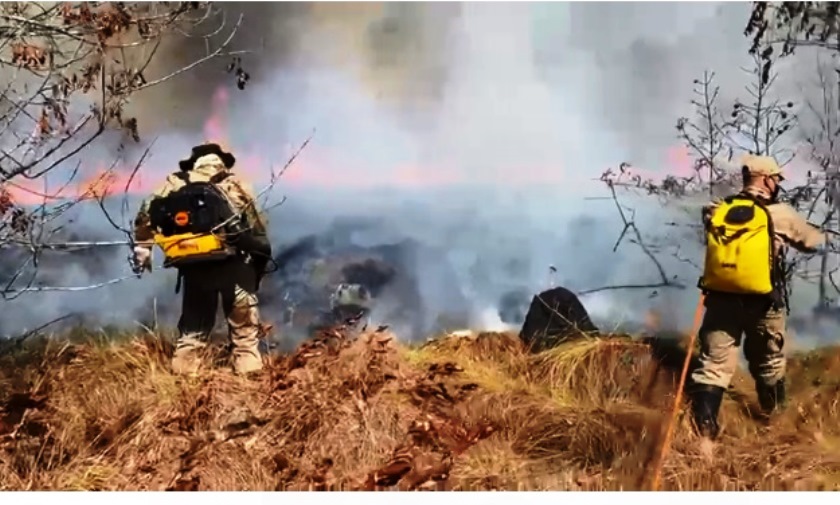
[1, 326, 840, 491]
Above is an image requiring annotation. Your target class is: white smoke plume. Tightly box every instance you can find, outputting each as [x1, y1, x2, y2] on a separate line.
[1, 2, 835, 347]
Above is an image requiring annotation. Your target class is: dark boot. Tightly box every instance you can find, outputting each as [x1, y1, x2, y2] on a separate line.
[756, 379, 786, 414]
[690, 384, 726, 439]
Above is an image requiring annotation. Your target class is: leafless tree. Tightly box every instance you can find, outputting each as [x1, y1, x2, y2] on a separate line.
[746, 2, 840, 56]
[790, 56, 840, 310]
[675, 70, 733, 199]
[742, 2, 840, 314]
[0, 2, 246, 300]
[595, 49, 800, 297]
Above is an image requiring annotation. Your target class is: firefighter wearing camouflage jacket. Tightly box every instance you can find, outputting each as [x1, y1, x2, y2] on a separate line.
[132, 143, 272, 377]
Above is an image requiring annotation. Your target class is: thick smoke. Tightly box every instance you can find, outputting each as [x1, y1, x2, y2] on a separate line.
[2, 3, 836, 347]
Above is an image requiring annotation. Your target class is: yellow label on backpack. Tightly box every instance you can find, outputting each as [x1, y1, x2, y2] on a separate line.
[153, 232, 234, 267]
[699, 196, 774, 295]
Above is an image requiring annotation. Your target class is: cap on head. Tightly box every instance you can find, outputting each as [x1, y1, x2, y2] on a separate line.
[179, 143, 236, 171]
[741, 154, 784, 181]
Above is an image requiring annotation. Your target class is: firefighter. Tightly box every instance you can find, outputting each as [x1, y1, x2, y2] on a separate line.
[132, 143, 272, 377]
[691, 154, 825, 440]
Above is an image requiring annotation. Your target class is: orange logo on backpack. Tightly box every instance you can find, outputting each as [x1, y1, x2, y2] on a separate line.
[174, 211, 190, 226]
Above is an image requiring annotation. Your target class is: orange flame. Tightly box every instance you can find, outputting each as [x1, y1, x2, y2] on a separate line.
[3, 167, 146, 206]
[3, 86, 236, 207]
[204, 86, 230, 149]
[1, 84, 710, 207]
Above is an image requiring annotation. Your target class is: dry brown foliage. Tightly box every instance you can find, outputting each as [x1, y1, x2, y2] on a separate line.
[1, 327, 840, 491]
[0, 2, 247, 300]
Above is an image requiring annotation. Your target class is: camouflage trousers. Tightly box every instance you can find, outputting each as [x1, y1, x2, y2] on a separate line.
[691, 293, 786, 389]
[172, 258, 264, 376]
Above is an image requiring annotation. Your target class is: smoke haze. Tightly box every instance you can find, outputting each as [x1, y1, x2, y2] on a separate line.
[2, 2, 835, 347]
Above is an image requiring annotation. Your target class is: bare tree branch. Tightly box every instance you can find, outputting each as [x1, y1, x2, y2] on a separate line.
[795, 54, 840, 309]
[0, 2, 251, 301]
[593, 50, 801, 299]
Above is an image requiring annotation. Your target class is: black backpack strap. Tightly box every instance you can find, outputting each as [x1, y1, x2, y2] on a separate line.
[730, 192, 773, 222]
[736, 193, 787, 310]
[730, 191, 759, 204]
[209, 171, 231, 184]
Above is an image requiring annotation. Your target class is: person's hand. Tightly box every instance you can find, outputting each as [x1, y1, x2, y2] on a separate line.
[132, 245, 152, 274]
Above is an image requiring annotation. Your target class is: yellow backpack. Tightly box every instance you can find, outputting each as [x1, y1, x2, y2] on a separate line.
[699, 195, 775, 295]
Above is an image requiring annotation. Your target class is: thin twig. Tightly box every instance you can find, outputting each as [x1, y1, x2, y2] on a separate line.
[3, 274, 136, 294]
[0, 312, 76, 350]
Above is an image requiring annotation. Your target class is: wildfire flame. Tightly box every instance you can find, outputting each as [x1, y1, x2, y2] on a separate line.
[3, 168, 140, 205]
[204, 86, 232, 151]
[2, 85, 705, 208]
[4, 86, 238, 207]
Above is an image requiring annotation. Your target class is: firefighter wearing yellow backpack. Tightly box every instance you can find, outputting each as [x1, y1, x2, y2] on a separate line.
[691, 155, 825, 443]
[131, 143, 273, 377]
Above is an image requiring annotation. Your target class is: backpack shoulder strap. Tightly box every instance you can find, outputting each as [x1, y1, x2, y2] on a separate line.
[173, 169, 230, 186]
[728, 191, 758, 203]
[738, 191, 773, 218]
[727, 191, 772, 217]
[209, 170, 231, 184]
[733, 190, 770, 206]
[722, 192, 753, 206]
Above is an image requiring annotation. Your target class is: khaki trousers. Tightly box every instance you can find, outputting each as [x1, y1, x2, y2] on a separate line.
[690, 293, 786, 389]
[171, 258, 263, 376]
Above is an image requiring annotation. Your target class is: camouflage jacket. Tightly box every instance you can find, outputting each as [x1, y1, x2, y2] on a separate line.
[133, 159, 268, 248]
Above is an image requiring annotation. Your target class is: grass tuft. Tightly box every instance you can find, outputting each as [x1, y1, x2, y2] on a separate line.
[1, 328, 839, 490]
